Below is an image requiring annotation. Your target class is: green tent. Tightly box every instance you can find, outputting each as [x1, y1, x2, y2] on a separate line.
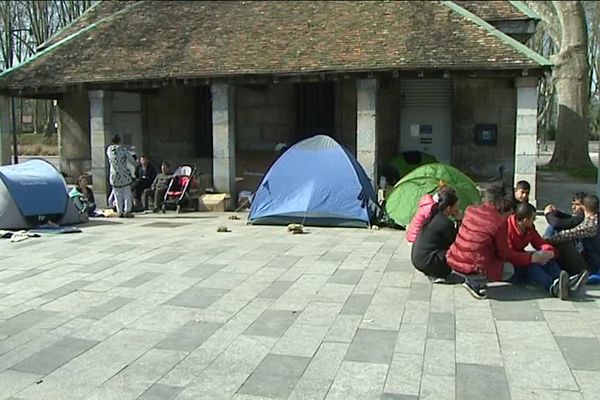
[389, 151, 438, 180]
[384, 163, 481, 227]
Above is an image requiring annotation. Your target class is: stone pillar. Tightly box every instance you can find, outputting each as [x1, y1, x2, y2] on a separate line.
[515, 77, 538, 205]
[58, 90, 91, 178]
[356, 79, 378, 189]
[89, 90, 112, 207]
[0, 96, 12, 165]
[211, 83, 236, 201]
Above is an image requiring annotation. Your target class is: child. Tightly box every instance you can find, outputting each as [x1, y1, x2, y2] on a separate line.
[406, 183, 455, 244]
[507, 203, 571, 299]
[69, 175, 97, 216]
[514, 180, 530, 204]
[411, 190, 463, 283]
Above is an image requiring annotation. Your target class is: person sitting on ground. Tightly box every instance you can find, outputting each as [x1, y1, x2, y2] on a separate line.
[514, 180, 530, 205]
[143, 161, 173, 212]
[507, 203, 577, 300]
[132, 154, 157, 211]
[546, 194, 599, 283]
[411, 189, 464, 284]
[406, 182, 454, 244]
[446, 185, 544, 300]
[544, 192, 586, 237]
[69, 175, 97, 216]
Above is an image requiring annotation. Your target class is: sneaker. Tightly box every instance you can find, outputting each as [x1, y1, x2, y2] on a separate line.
[569, 270, 589, 293]
[432, 277, 448, 284]
[587, 273, 600, 285]
[462, 278, 488, 300]
[558, 270, 569, 300]
[123, 213, 135, 218]
[549, 278, 560, 297]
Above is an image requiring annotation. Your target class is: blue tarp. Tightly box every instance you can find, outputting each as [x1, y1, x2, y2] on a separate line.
[249, 135, 378, 227]
[0, 159, 68, 216]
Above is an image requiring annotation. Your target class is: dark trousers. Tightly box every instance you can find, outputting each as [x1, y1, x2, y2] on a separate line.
[555, 241, 587, 275]
[143, 188, 167, 210]
[412, 250, 452, 279]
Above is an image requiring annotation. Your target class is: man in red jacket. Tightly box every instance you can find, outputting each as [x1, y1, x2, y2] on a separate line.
[447, 186, 550, 299]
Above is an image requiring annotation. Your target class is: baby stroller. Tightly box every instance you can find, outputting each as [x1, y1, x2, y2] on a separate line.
[161, 165, 199, 213]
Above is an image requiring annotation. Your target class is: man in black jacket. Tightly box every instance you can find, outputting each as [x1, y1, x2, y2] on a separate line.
[544, 191, 586, 236]
[133, 155, 157, 211]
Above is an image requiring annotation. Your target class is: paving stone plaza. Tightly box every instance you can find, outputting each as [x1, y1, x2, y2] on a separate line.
[1, 213, 600, 400]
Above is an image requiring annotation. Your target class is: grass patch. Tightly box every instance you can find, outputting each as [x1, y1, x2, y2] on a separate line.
[538, 164, 598, 182]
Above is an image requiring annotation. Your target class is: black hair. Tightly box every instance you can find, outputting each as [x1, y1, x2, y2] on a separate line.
[515, 202, 536, 221]
[583, 194, 600, 213]
[484, 185, 505, 205]
[111, 134, 121, 145]
[161, 161, 170, 167]
[516, 180, 531, 191]
[500, 194, 516, 214]
[574, 192, 587, 203]
[422, 189, 459, 228]
[140, 154, 148, 159]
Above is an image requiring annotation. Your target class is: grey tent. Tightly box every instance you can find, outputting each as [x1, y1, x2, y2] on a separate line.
[0, 159, 83, 230]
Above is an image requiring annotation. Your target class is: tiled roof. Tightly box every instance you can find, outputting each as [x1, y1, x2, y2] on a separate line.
[0, 1, 550, 92]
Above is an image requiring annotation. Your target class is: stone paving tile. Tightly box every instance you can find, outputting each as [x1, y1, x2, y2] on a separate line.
[39, 280, 92, 300]
[79, 297, 133, 320]
[328, 269, 363, 285]
[407, 281, 432, 302]
[138, 383, 183, 400]
[491, 299, 545, 321]
[0, 310, 56, 336]
[288, 342, 348, 400]
[324, 315, 362, 343]
[340, 293, 373, 316]
[155, 321, 222, 352]
[509, 387, 584, 400]
[345, 329, 397, 364]
[394, 323, 427, 355]
[456, 363, 510, 400]
[0, 269, 44, 284]
[0, 370, 41, 400]
[427, 312, 455, 340]
[244, 309, 299, 338]
[257, 281, 295, 299]
[325, 361, 388, 400]
[555, 336, 600, 371]
[572, 370, 600, 400]
[496, 321, 578, 390]
[419, 374, 454, 400]
[117, 272, 162, 288]
[10, 337, 98, 375]
[380, 394, 418, 400]
[455, 331, 503, 366]
[422, 338, 455, 376]
[165, 286, 229, 309]
[238, 354, 311, 398]
[383, 353, 422, 397]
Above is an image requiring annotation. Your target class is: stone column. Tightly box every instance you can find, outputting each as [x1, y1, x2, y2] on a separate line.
[356, 79, 378, 189]
[89, 90, 112, 207]
[0, 96, 12, 165]
[58, 90, 91, 178]
[211, 83, 236, 201]
[515, 77, 538, 205]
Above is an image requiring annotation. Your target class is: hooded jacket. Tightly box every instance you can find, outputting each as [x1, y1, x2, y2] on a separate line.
[407, 194, 435, 243]
[506, 214, 555, 267]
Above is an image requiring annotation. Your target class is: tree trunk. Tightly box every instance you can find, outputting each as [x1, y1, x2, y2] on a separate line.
[549, 1, 594, 168]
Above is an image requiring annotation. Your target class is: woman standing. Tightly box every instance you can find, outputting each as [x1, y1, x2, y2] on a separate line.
[106, 135, 136, 218]
[411, 189, 462, 283]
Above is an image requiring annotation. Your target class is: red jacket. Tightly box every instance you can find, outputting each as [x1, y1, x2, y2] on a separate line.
[506, 214, 556, 267]
[447, 203, 522, 281]
[407, 194, 435, 243]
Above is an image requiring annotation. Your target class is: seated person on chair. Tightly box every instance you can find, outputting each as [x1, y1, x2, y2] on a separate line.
[143, 161, 172, 212]
[132, 155, 157, 211]
[69, 175, 97, 216]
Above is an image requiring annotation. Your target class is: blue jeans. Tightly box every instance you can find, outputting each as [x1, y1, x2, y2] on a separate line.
[527, 261, 562, 290]
[544, 226, 557, 238]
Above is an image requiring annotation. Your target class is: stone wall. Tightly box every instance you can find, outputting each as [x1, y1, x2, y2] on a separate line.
[143, 87, 212, 174]
[335, 79, 357, 153]
[452, 78, 516, 181]
[57, 89, 90, 178]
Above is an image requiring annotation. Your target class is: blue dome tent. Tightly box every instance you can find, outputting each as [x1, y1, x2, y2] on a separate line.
[249, 135, 379, 228]
[0, 159, 83, 229]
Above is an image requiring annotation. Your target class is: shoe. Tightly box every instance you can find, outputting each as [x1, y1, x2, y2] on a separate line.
[152, 208, 159, 213]
[569, 270, 589, 293]
[123, 213, 135, 218]
[586, 273, 600, 285]
[462, 278, 488, 300]
[558, 270, 569, 300]
[549, 278, 560, 297]
[432, 277, 447, 284]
